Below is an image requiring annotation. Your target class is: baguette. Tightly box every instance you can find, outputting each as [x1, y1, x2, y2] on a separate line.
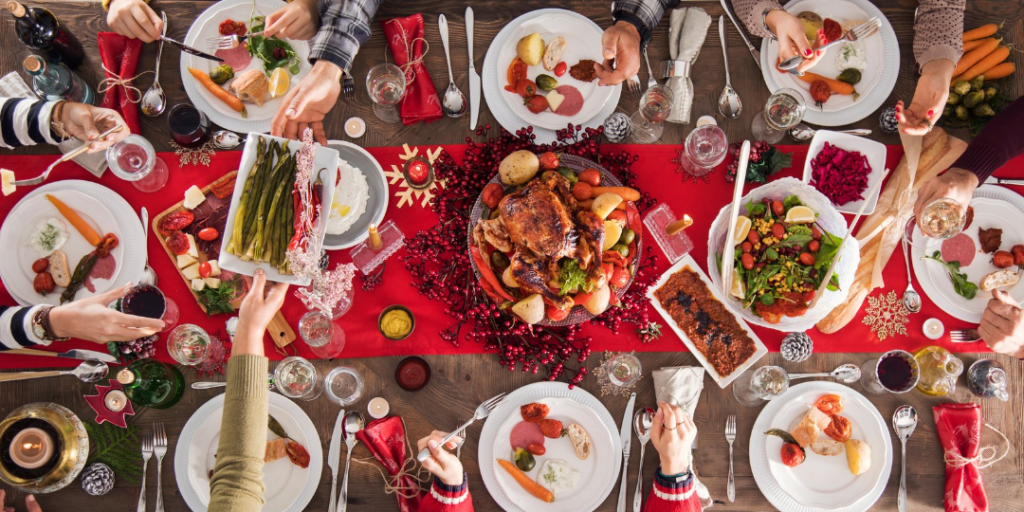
[542, 36, 567, 71]
[980, 269, 1020, 291]
[565, 423, 591, 460]
[48, 250, 71, 287]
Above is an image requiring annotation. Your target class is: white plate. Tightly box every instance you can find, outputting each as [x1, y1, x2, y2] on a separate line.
[801, 130, 886, 215]
[180, 0, 312, 133]
[483, 9, 621, 144]
[495, 13, 614, 130]
[911, 186, 1024, 323]
[750, 382, 892, 512]
[217, 133, 338, 285]
[323, 140, 388, 250]
[0, 180, 143, 306]
[759, 0, 898, 126]
[646, 254, 768, 388]
[174, 392, 322, 512]
[479, 382, 621, 512]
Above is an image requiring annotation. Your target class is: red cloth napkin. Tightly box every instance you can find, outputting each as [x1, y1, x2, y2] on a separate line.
[97, 32, 142, 134]
[355, 416, 425, 512]
[381, 14, 442, 125]
[934, 403, 989, 512]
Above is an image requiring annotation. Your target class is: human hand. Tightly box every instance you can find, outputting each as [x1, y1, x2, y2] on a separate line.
[234, 269, 289, 356]
[767, 10, 827, 73]
[270, 60, 342, 145]
[594, 21, 640, 86]
[0, 490, 42, 512]
[897, 60, 955, 136]
[649, 401, 697, 475]
[980, 290, 1024, 358]
[264, 0, 320, 41]
[912, 167, 979, 231]
[48, 283, 165, 343]
[106, 0, 163, 43]
[417, 430, 464, 486]
[57, 103, 130, 154]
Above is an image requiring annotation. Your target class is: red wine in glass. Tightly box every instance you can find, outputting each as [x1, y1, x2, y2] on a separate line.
[168, 104, 209, 148]
[877, 351, 918, 393]
[122, 285, 166, 320]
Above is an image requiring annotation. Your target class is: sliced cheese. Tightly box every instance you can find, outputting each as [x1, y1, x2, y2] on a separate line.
[204, 277, 221, 289]
[183, 185, 205, 209]
[1, 169, 15, 196]
[546, 90, 565, 112]
[208, 260, 221, 277]
[182, 263, 201, 280]
[185, 234, 199, 259]
[176, 254, 197, 269]
[190, 278, 206, 292]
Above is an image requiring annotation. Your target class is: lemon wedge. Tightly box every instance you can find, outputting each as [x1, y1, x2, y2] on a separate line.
[269, 68, 290, 99]
[730, 271, 745, 299]
[785, 206, 816, 224]
[733, 216, 751, 245]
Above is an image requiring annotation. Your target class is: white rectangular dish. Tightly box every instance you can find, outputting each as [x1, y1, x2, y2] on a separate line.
[802, 129, 887, 215]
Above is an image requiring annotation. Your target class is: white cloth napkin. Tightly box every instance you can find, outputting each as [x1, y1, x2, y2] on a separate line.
[665, 7, 711, 124]
[652, 365, 713, 509]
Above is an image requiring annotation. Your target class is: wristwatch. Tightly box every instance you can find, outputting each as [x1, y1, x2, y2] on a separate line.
[31, 306, 69, 342]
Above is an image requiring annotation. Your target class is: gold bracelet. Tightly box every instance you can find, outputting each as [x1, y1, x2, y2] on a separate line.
[50, 100, 69, 140]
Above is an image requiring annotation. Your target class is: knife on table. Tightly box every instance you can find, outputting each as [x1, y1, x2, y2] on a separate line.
[161, 35, 225, 63]
[467, 7, 481, 131]
[5, 348, 118, 364]
[984, 176, 1024, 187]
[719, 0, 761, 70]
[327, 409, 346, 512]
[617, 393, 636, 512]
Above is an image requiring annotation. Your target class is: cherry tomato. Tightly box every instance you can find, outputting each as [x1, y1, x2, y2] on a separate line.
[577, 168, 602, 187]
[610, 266, 631, 288]
[607, 210, 627, 223]
[810, 225, 822, 240]
[198, 227, 219, 241]
[539, 419, 563, 438]
[526, 443, 546, 456]
[31, 258, 49, 273]
[525, 94, 548, 114]
[553, 62, 567, 77]
[516, 79, 537, 99]
[771, 200, 785, 217]
[808, 240, 820, 253]
[482, 183, 505, 209]
[572, 182, 592, 201]
[198, 262, 212, 279]
[741, 242, 753, 253]
[741, 253, 755, 270]
[799, 252, 816, 266]
[538, 152, 560, 171]
[747, 230, 761, 244]
[781, 443, 805, 467]
[771, 223, 786, 238]
[802, 289, 815, 303]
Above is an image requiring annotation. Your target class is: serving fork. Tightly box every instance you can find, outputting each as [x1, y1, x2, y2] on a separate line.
[626, 74, 641, 95]
[154, 423, 168, 512]
[778, 17, 882, 72]
[950, 329, 982, 343]
[206, 31, 264, 51]
[8, 125, 124, 189]
[725, 415, 736, 502]
[137, 432, 153, 512]
[417, 393, 506, 462]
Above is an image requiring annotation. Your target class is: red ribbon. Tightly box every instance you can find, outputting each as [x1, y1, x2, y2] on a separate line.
[355, 416, 426, 512]
[381, 14, 442, 126]
[97, 32, 142, 135]
[933, 403, 988, 512]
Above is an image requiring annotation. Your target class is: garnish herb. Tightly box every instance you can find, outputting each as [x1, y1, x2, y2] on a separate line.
[196, 274, 243, 315]
[923, 251, 978, 299]
[38, 223, 62, 252]
[558, 259, 590, 296]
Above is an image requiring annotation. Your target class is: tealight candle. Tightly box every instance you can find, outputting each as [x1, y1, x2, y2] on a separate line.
[9, 427, 53, 469]
[104, 390, 128, 413]
[696, 115, 718, 127]
[344, 117, 366, 138]
[367, 397, 390, 419]
[923, 318, 944, 340]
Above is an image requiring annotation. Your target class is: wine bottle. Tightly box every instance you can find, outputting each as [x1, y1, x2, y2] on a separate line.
[23, 55, 96, 105]
[5, 1, 84, 69]
[117, 359, 185, 409]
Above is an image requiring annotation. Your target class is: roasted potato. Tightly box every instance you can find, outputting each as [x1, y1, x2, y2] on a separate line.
[499, 150, 540, 185]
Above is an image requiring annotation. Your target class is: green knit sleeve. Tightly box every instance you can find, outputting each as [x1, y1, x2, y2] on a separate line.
[208, 354, 269, 512]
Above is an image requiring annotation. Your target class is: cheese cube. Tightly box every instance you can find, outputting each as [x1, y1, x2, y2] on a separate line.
[1, 169, 15, 196]
[546, 90, 565, 112]
[183, 185, 206, 210]
[185, 234, 199, 259]
[182, 263, 201, 280]
[176, 254, 197, 269]
[208, 260, 221, 277]
[190, 278, 206, 292]
[204, 278, 221, 289]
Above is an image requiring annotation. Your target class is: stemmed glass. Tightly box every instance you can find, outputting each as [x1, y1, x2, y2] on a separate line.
[732, 365, 790, 407]
[630, 84, 674, 144]
[366, 63, 407, 124]
[324, 366, 365, 406]
[119, 284, 178, 333]
[299, 310, 346, 359]
[751, 88, 805, 144]
[275, 356, 323, 401]
[679, 124, 728, 178]
[917, 197, 967, 239]
[861, 350, 920, 394]
[106, 134, 168, 192]
[167, 324, 213, 366]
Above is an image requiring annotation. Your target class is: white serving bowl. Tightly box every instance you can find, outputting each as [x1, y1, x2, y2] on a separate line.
[802, 130, 887, 215]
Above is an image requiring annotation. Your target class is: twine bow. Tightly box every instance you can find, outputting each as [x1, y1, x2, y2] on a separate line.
[383, 19, 430, 88]
[943, 422, 1012, 470]
[351, 418, 431, 499]
[97, 64, 153, 104]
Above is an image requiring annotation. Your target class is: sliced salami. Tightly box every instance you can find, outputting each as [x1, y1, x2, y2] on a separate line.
[510, 421, 545, 450]
[215, 44, 252, 72]
[552, 85, 583, 117]
[940, 233, 976, 267]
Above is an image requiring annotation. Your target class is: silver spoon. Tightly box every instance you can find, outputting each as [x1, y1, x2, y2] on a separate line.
[0, 359, 108, 383]
[893, 405, 918, 512]
[139, 207, 158, 286]
[437, 14, 467, 118]
[789, 124, 872, 141]
[789, 363, 862, 383]
[212, 130, 241, 150]
[141, 12, 168, 117]
[717, 16, 742, 119]
[338, 411, 365, 512]
[901, 219, 922, 313]
[632, 408, 654, 512]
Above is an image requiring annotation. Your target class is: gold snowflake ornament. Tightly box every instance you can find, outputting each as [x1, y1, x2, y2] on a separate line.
[383, 144, 445, 208]
[170, 140, 217, 167]
[862, 290, 909, 341]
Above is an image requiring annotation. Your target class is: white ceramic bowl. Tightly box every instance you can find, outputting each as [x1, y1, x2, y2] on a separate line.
[802, 130, 887, 215]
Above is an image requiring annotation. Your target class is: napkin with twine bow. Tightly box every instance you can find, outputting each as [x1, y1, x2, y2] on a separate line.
[933, 403, 1011, 512]
[354, 416, 428, 512]
[381, 15, 442, 125]
[652, 365, 713, 508]
[665, 7, 711, 124]
[98, 32, 143, 135]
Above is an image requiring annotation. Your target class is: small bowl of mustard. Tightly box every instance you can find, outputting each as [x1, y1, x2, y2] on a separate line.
[378, 305, 415, 340]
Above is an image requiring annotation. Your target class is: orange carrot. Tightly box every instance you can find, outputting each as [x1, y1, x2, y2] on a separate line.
[955, 46, 1010, 83]
[589, 187, 640, 201]
[46, 194, 101, 246]
[497, 459, 555, 502]
[963, 23, 999, 42]
[963, 37, 997, 52]
[793, 71, 856, 95]
[953, 38, 1001, 77]
[188, 68, 247, 118]
[577, 199, 627, 211]
[981, 62, 1015, 80]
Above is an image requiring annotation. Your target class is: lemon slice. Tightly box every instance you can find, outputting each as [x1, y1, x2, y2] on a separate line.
[733, 216, 751, 245]
[785, 206, 816, 224]
[730, 271, 745, 299]
[269, 68, 290, 99]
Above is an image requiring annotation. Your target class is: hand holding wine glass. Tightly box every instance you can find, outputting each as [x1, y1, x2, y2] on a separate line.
[48, 283, 165, 343]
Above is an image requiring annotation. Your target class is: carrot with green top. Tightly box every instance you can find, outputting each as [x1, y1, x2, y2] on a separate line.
[188, 67, 247, 118]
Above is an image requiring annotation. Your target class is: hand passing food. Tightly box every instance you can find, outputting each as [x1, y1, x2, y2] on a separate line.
[980, 290, 1024, 358]
[417, 430, 465, 486]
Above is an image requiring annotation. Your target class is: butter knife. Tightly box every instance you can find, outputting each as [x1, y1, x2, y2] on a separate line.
[467, 7, 481, 130]
[617, 393, 636, 512]
[327, 409, 345, 512]
[160, 35, 224, 63]
[5, 348, 118, 364]
[984, 176, 1024, 187]
[719, 0, 761, 70]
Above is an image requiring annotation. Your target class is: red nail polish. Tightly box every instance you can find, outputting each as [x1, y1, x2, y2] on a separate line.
[927, 109, 934, 117]
[818, 29, 824, 35]
[804, 48, 812, 56]
[816, 50, 823, 57]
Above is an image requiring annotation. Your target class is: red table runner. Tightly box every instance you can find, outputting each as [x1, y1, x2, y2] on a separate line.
[3, 143, 1024, 369]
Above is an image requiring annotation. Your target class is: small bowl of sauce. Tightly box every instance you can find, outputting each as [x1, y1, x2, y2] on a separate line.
[378, 305, 415, 341]
[395, 357, 431, 391]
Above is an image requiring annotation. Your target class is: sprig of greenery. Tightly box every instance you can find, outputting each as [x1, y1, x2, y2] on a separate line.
[197, 275, 243, 315]
[84, 421, 143, 483]
[558, 259, 590, 296]
[923, 251, 978, 299]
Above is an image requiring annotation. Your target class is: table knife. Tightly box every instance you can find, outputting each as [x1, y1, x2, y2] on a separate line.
[984, 176, 1024, 186]
[467, 7, 481, 130]
[327, 409, 345, 512]
[5, 348, 117, 364]
[617, 393, 636, 512]
[160, 35, 224, 63]
[719, 0, 761, 70]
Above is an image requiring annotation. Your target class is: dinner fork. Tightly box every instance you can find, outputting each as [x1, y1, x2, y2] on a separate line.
[154, 423, 168, 512]
[137, 432, 152, 512]
[9, 125, 125, 188]
[205, 31, 264, 51]
[778, 17, 881, 72]
[454, 418, 466, 458]
[417, 393, 506, 462]
[626, 74, 641, 95]
[725, 415, 736, 503]
[642, 48, 657, 89]
[342, 74, 355, 98]
[950, 329, 982, 343]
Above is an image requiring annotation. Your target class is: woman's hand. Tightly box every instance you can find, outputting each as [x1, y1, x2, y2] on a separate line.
[57, 103, 130, 154]
[649, 401, 697, 475]
[264, 0, 320, 41]
[767, 10, 827, 74]
[270, 60, 343, 145]
[233, 269, 289, 356]
[912, 167, 979, 229]
[0, 489, 42, 512]
[417, 430, 464, 486]
[106, 0, 163, 43]
[594, 21, 641, 86]
[980, 290, 1024, 358]
[47, 283, 164, 343]
[898, 60, 956, 135]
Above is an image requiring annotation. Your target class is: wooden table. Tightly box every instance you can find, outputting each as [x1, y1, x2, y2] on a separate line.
[1, 1, 1023, 511]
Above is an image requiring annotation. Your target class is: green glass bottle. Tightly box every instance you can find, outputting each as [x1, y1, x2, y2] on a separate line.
[116, 359, 185, 409]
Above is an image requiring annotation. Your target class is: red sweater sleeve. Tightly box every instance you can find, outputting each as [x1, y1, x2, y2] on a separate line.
[642, 468, 703, 512]
[420, 474, 474, 512]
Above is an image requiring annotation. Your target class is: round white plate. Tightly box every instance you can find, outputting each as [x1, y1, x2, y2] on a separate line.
[180, 0, 312, 134]
[0, 180, 143, 306]
[483, 9, 621, 144]
[759, 0, 898, 126]
[174, 393, 323, 512]
[479, 382, 621, 512]
[750, 382, 892, 512]
[910, 186, 1024, 323]
[323, 140, 389, 250]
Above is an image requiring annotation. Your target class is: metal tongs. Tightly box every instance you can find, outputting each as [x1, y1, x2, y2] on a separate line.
[8, 124, 125, 189]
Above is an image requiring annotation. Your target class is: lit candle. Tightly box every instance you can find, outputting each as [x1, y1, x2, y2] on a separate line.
[9, 428, 53, 469]
[368, 224, 382, 250]
[367, 397, 390, 419]
[344, 117, 366, 138]
[666, 214, 693, 236]
[923, 318, 944, 340]
[104, 390, 128, 413]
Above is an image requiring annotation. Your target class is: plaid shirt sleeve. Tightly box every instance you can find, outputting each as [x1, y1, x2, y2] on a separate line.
[611, 0, 682, 47]
[310, 0, 384, 73]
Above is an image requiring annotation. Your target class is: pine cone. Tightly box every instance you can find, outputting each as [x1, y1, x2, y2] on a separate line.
[879, 107, 899, 134]
[81, 463, 115, 496]
[603, 112, 632, 143]
[780, 332, 814, 362]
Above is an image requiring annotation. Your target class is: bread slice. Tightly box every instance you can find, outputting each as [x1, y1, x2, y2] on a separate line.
[980, 269, 1020, 291]
[543, 36, 567, 71]
[229, 69, 268, 108]
[565, 423, 591, 460]
[48, 250, 70, 287]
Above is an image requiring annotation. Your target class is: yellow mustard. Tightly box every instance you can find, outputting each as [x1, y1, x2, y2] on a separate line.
[381, 309, 412, 338]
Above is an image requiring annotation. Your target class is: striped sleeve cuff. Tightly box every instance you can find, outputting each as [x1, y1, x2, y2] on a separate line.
[0, 98, 59, 148]
[429, 474, 470, 506]
[0, 305, 49, 350]
[653, 468, 695, 501]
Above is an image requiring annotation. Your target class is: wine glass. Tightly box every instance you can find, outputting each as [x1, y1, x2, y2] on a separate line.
[106, 134, 168, 192]
[119, 284, 178, 333]
[751, 88, 805, 144]
[732, 365, 790, 407]
[861, 350, 920, 394]
[606, 353, 642, 388]
[366, 63, 407, 124]
[274, 356, 323, 401]
[167, 104, 210, 148]
[917, 197, 966, 239]
[680, 124, 728, 178]
[167, 324, 211, 366]
[324, 366, 365, 406]
[630, 84, 674, 144]
[298, 310, 346, 359]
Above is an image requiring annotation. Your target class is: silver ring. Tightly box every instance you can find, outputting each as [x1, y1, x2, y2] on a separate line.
[923, 118, 933, 132]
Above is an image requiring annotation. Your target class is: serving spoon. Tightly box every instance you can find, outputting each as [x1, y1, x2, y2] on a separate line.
[717, 16, 742, 119]
[632, 408, 654, 512]
[893, 405, 918, 512]
[338, 411, 365, 512]
[139, 207, 158, 286]
[141, 11, 168, 117]
[789, 363, 862, 383]
[0, 360, 108, 383]
[437, 14, 467, 118]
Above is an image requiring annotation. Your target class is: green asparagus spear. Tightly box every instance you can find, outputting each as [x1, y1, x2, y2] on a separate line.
[227, 137, 268, 255]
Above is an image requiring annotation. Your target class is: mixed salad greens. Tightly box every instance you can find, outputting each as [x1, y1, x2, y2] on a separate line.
[247, 16, 300, 75]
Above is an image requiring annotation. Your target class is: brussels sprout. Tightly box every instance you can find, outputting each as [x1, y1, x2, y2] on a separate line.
[556, 167, 578, 183]
[210, 65, 235, 85]
[972, 103, 996, 117]
[953, 80, 972, 96]
[969, 75, 985, 92]
[946, 92, 961, 105]
[491, 251, 510, 271]
[985, 87, 998, 101]
[514, 448, 535, 472]
[612, 243, 629, 257]
[962, 91, 986, 108]
[535, 74, 558, 91]
[836, 68, 862, 85]
[955, 104, 969, 121]
[943, 105, 953, 118]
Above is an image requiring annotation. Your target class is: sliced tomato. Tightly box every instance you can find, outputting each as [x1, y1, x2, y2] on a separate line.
[602, 263, 615, 282]
[610, 266, 631, 288]
[506, 57, 527, 91]
[546, 304, 570, 322]
[573, 290, 594, 306]
[814, 394, 844, 415]
[825, 415, 852, 442]
[602, 250, 628, 267]
[607, 210, 627, 223]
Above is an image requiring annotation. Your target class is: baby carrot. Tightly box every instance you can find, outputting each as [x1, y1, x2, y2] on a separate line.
[577, 199, 627, 211]
[981, 62, 1015, 81]
[589, 187, 640, 201]
[963, 23, 999, 42]
[955, 46, 1010, 83]
[188, 67, 247, 118]
[962, 37, 998, 52]
[46, 194, 101, 246]
[953, 38, 1001, 77]
[794, 71, 856, 95]
[497, 459, 554, 502]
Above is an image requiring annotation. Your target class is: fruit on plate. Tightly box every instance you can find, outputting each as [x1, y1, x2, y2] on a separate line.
[543, 36, 567, 71]
[591, 193, 623, 220]
[269, 68, 290, 99]
[516, 33, 544, 66]
[845, 439, 872, 475]
[499, 150, 540, 185]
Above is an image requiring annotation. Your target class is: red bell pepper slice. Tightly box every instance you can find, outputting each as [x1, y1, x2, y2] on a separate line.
[471, 246, 515, 301]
